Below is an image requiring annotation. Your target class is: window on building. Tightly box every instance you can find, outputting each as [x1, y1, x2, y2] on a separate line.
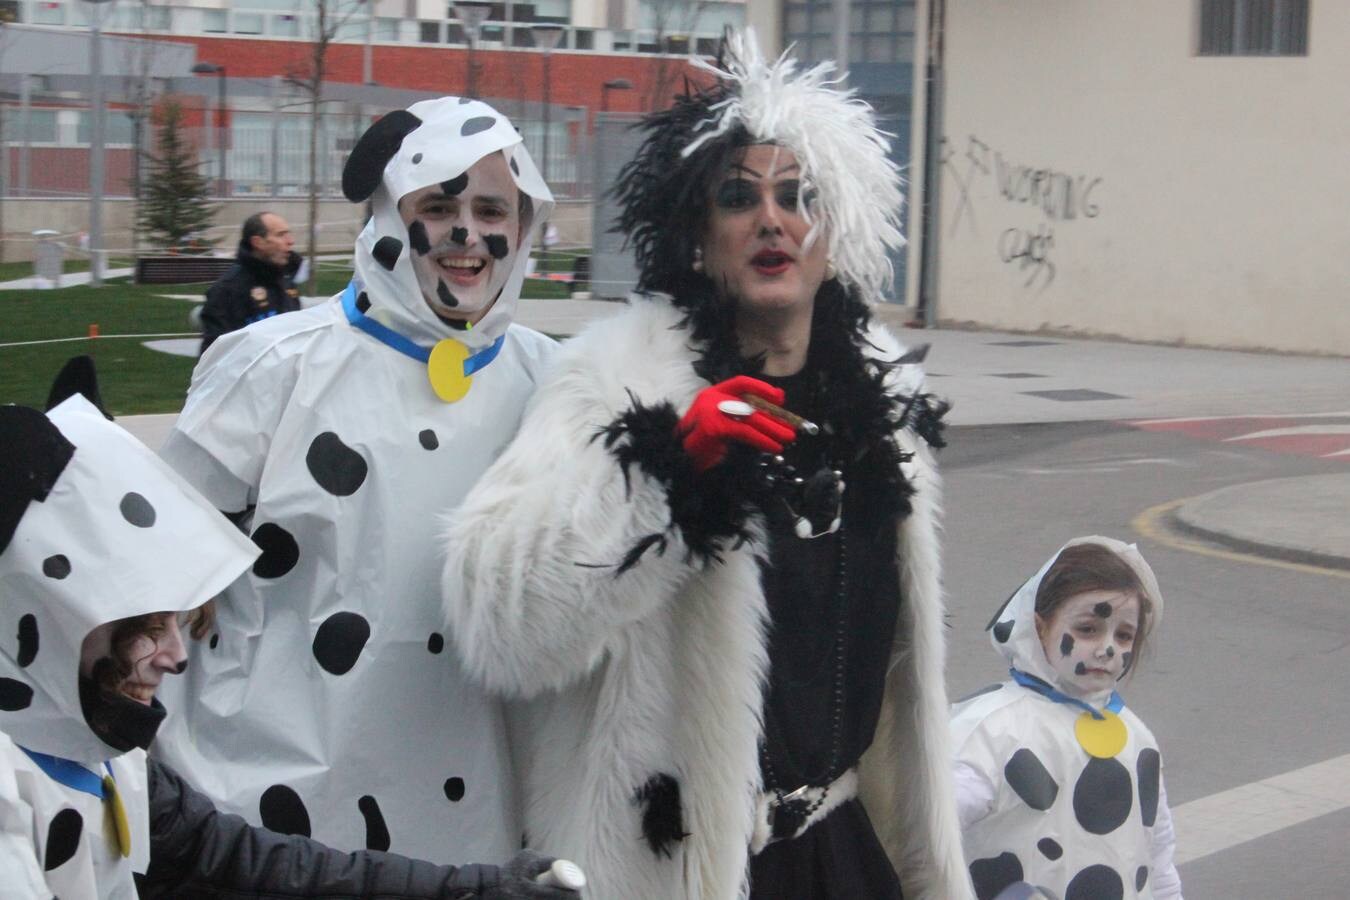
[1199, 0, 1308, 56]
[75, 111, 136, 146]
[375, 17, 401, 40]
[0, 0, 19, 24]
[32, 1, 64, 26]
[202, 9, 228, 33]
[420, 20, 442, 42]
[274, 13, 301, 36]
[233, 12, 265, 34]
[574, 28, 593, 49]
[7, 109, 59, 144]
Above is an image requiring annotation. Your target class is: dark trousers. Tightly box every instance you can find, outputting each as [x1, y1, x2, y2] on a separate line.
[749, 799, 903, 900]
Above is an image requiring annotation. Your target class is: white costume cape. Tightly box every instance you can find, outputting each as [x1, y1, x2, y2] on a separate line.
[0, 395, 258, 898]
[950, 537, 1182, 900]
[155, 98, 557, 861]
[441, 297, 972, 900]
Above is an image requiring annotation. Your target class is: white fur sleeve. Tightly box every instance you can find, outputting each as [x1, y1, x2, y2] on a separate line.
[441, 357, 705, 699]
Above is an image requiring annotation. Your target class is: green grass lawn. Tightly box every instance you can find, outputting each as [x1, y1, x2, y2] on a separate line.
[1, 253, 581, 414]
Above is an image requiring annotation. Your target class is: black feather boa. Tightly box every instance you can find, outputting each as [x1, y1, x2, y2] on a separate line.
[596, 281, 949, 573]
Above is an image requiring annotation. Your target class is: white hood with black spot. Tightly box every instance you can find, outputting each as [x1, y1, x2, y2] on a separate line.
[346, 97, 554, 350]
[0, 396, 258, 765]
[986, 536, 1164, 707]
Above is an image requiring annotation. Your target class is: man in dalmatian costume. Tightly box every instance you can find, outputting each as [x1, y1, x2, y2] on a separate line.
[0, 373, 576, 898]
[155, 97, 557, 862]
[950, 537, 1182, 900]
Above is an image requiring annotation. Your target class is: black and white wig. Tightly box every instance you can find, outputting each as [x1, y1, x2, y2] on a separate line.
[613, 31, 906, 369]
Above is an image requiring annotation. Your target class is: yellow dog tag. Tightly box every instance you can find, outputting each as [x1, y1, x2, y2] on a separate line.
[1075, 709, 1128, 759]
[102, 774, 131, 858]
[427, 339, 473, 403]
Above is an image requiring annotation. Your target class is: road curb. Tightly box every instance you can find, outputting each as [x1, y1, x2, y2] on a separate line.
[1171, 476, 1350, 572]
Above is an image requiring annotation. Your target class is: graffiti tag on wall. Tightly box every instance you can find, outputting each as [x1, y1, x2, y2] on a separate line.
[942, 133, 1104, 291]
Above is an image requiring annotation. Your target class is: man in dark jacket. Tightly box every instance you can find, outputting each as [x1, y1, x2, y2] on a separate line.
[199, 212, 300, 354]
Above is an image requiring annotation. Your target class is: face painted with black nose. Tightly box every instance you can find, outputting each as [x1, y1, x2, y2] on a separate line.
[397, 151, 521, 325]
[1035, 590, 1140, 698]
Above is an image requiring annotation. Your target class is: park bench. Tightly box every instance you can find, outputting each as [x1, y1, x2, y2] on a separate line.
[134, 255, 235, 285]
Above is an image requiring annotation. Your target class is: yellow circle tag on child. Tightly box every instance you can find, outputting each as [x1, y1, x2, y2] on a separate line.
[1075, 709, 1128, 759]
[427, 339, 473, 402]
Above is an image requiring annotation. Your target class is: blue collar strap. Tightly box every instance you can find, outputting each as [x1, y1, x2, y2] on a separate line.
[19, 746, 112, 800]
[1010, 668, 1124, 720]
[342, 281, 504, 375]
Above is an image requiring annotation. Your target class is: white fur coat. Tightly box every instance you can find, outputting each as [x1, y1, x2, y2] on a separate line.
[442, 297, 973, 900]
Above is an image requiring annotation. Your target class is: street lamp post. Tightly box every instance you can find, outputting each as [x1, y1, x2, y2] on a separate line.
[85, 0, 116, 286]
[530, 23, 564, 185]
[191, 62, 227, 197]
[453, 2, 492, 99]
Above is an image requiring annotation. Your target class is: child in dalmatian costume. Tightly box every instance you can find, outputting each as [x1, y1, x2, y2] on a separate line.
[0, 365, 575, 899]
[154, 98, 558, 862]
[951, 537, 1183, 900]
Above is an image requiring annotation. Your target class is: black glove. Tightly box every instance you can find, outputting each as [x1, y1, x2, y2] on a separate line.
[482, 850, 582, 899]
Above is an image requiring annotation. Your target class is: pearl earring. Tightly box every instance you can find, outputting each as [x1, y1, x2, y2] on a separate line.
[692, 247, 704, 273]
[824, 260, 838, 281]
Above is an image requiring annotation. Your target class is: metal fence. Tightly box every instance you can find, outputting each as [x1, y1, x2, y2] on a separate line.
[0, 80, 596, 202]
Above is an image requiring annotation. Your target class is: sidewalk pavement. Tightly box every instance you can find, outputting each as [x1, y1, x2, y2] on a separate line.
[118, 296, 1350, 569]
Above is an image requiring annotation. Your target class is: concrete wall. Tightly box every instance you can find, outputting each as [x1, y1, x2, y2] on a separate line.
[931, 1, 1349, 355]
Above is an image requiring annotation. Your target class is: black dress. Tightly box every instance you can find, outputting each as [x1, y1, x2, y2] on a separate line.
[748, 370, 905, 900]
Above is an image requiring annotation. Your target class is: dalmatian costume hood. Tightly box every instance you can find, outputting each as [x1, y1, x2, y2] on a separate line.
[0, 388, 258, 898]
[951, 537, 1182, 900]
[155, 98, 557, 861]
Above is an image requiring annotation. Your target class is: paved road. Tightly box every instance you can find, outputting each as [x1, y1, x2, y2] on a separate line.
[942, 420, 1348, 899]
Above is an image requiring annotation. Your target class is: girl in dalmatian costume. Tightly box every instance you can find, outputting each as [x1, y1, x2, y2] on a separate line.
[154, 98, 557, 862]
[0, 366, 575, 899]
[951, 537, 1183, 900]
[442, 32, 973, 900]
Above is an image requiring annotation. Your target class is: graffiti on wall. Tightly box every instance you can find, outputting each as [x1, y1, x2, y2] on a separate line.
[942, 133, 1104, 291]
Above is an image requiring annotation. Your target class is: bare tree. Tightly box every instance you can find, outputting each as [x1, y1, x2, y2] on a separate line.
[642, 0, 709, 112]
[285, 0, 363, 291]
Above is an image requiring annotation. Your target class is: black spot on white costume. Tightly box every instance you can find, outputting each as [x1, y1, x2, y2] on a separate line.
[260, 784, 312, 837]
[441, 173, 469, 195]
[305, 432, 368, 497]
[43, 808, 83, 870]
[1005, 748, 1059, 811]
[1137, 748, 1161, 826]
[1072, 756, 1132, 834]
[993, 619, 1014, 643]
[1037, 837, 1062, 860]
[408, 219, 432, 256]
[119, 492, 156, 527]
[412, 152, 423, 163]
[312, 612, 371, 675]
[461, 116, 496, 136]
[1065, 863, 1123, 900]
[359, 795, 391, 851]
[340, 109, 423, 203]
[356, 291, 372, 313]
[1136, 865, 1149, 890]
[969, 851, 1023, 900]
[483, 234, 510, 260]
[443, 777, 465, 802]
[17, 615, 38, 667]
[427, 633, 445, 653]
[250, 522, 299, 579]
[0, 677, 34, 710]
[418, 429, 439, 450]
[372, 236, 403, 271]
[42, 555, 70, 579]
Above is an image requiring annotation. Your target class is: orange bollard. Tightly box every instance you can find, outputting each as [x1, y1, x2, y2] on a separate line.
[88, 324, 100, 338]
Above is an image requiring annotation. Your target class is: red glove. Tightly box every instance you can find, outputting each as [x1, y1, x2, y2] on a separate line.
[678, 376, 798, 471]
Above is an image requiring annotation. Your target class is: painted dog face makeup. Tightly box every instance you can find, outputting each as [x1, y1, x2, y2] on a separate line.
[701, 144, 829, 315]
[398, 151, 521, 325]
[1035, 589, 1140, 698]
[81, 612, 189, 706]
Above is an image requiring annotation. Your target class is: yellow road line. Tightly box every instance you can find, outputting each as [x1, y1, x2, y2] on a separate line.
[1132, 497, 1350, 580]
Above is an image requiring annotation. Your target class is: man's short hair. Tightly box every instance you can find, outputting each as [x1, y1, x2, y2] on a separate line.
[242, 212, 274, 246]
